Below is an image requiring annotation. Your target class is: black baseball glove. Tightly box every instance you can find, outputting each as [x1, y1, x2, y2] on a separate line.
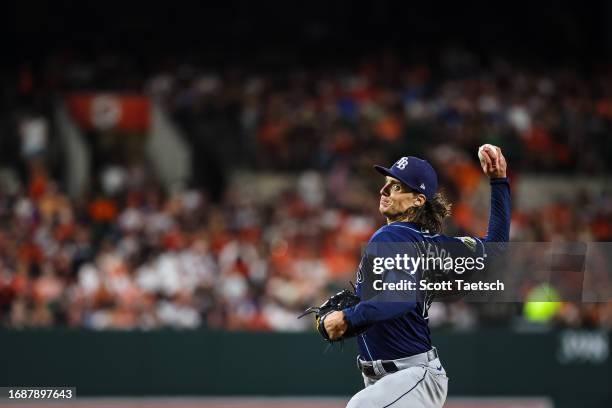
[298, 285, 365, 342]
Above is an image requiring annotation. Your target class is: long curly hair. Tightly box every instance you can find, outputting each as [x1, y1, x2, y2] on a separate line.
[404, 191, 452, 234]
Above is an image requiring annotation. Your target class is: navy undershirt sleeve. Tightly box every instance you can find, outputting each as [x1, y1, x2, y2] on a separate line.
[482, 177, 511, 243]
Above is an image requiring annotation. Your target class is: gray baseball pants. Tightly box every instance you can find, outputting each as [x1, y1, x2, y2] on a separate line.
[346, 355, 448, 408]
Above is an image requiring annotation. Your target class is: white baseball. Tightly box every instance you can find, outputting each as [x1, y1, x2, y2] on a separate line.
[478, 144, 498, 163]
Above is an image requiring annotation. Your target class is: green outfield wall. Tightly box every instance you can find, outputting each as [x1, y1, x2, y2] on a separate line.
[0, 328, 609, 407]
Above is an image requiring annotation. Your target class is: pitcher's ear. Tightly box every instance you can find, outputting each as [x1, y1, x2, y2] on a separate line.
[414, 193, 427, 208]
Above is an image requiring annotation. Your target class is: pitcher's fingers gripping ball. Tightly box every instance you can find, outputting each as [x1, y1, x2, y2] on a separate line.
[478, 144, 507, 179]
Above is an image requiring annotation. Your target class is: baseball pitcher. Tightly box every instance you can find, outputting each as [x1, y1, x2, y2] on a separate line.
[302, 146, 510, 407]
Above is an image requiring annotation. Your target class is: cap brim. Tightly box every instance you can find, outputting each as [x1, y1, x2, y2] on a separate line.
[373, 164, 426, 198]
[373, 165, 395, 178]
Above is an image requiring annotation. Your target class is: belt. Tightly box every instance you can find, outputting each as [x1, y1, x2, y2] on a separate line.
[358, 347, 439, 378]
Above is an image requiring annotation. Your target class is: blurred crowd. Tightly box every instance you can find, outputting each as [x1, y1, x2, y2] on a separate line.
[151, 50, 612, 177]
[1, 51, 611, 331]
[0, 160, 377, 330]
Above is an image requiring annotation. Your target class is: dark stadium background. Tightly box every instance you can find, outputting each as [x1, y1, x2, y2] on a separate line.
[9, 2, 612, 64]
[1, 2, 611, 408]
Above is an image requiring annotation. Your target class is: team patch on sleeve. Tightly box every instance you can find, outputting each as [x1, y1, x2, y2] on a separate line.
[457, 236, 477, 252]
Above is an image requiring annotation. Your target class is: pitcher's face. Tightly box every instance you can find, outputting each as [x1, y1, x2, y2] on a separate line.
[379, 176, 423, 219]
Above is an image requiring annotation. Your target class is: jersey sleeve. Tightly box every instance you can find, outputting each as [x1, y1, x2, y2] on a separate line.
[431, 235, 487, 284]
[444, 235, 487, 261]
[414, 234, 488, 301]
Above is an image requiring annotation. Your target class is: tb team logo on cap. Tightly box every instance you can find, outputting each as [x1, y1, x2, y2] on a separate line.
[395, 157, 409, 170]
[375, 155, 438, 200]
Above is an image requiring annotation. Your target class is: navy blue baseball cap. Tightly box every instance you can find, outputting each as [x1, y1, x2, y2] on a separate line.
[374, 156, 438, 200]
